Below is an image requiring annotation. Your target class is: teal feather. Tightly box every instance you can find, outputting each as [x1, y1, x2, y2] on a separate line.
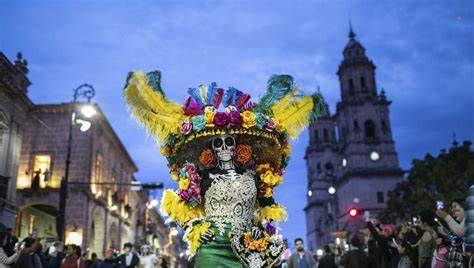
[256, 75, 294, 112]
[146, 71, 164, 94]
[309, 92, 328, 120]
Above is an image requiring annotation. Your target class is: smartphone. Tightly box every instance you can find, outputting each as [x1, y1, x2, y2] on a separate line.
[436, 200, 445, 210]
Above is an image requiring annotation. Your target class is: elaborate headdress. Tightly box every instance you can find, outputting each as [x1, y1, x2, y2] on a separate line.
[124, 70, 326, 260]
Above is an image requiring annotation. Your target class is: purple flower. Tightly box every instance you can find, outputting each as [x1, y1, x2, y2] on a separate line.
[228, 110, 243, 127]
[185, 163, 197, 173]
[189, 173, 200, 183]
[264, 118, 275, 132]
[181, 121, 193, 135]
[265, 222, 276, 235]
[213, 112, 229, 128]
[178, 190, 191, 202]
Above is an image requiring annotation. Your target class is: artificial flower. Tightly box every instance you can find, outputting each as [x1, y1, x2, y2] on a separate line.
[256, 163, 272, 174]
[254, 205, 288, 223]
[264, 222, 276, 235]
[235, 144, 252, 164]
[185, 163, 197, 173]
[261, 171, 283, 186]
[178, 178, 190, 190]
[204, 110, 215, 126]
[180, 121, 193, 135]
[242, 111, 257, 128]
[178, 189, 191, 202]
[228, 110, 243, 127]
[283, 144, 291, 156]
[199, 149, 216, 168]
[160, 146, 171, 157]
[243, 232, 269, 252]
[264, 118, 276, 132]
[213, 112, 229, 127]
[160, 189, 204, 224]
[263, 186, 273, 198]
[192, 115, 206, 132]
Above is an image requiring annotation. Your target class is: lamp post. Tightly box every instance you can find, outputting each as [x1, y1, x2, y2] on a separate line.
[57, 84, 96, 242]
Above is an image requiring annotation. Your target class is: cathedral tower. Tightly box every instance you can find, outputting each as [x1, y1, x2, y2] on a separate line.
[305, 27, 403, 252]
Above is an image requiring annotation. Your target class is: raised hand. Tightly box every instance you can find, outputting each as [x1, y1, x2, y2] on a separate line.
[199, 229, 214, 244]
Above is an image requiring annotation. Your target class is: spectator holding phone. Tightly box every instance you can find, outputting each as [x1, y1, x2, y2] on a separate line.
[436, 199, 465, 237]
[0, 224, 21, 268]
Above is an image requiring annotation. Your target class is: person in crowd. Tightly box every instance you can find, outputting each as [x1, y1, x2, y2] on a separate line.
[0, 225, 21, 268]
[366, 218, 399, 268]
[138, 245, 157, 268]
[60, 245, 86, 268]
[436, 199, 466, 237]
[278, 239, 291, 268]
[394, 223, 420, 268]
[14, 237, 43, 268]
[117, 243, 139, 268]
[98, 248, 116, 268]
[341, 236, 368, 268]
[415, 210, 438, 268]
[45, 242, 65, 268]
[318, 245, 336, 268]
[90, 253, 101, 268]
[287, 238, 317, 268]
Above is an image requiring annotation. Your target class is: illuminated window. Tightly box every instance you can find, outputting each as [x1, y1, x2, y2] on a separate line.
[33, 154, 51, 188]
[92, 153, 103, 196]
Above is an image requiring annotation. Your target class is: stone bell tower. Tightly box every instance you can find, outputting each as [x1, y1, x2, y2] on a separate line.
[305, 26, 403, 253]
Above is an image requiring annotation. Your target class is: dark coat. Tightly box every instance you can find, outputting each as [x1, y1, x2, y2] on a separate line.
[287, 251, 317, 268]
[116, 253, 139, 268]
[342, 249, 369, 268]
[318, 254, 336, 268]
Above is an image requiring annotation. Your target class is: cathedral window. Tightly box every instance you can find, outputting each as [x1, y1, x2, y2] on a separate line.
[316, 163, 321, 174]
[323, 129, 329, 142]
[353, 120, 360, 132]
[325, 162, 334, 175]
[364, 120, 376, 139]
[314, 130, 319, 141]
[377, 191, 384, 203]
[348, 79, 355, 95]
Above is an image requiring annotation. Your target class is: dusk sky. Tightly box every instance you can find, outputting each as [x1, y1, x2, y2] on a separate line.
[1, 0, 473, 249]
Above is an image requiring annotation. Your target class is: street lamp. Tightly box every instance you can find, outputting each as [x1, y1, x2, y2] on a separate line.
[57, 84, 96, 243]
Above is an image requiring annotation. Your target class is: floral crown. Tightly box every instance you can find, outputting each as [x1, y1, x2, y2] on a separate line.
[124, 70, 326, 171]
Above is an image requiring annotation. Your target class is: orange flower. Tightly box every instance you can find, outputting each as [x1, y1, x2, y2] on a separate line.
[235, 144, 252, 164]
[243, 232, 269, 252]
[199, 149, 216, 168]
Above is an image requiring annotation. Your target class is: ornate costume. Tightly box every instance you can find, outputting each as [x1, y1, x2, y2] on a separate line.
[124, 71, 326, 267]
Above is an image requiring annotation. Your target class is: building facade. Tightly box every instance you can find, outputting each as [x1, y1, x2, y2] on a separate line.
[305, 29, 404, 252]
[0, 52, 33, 228]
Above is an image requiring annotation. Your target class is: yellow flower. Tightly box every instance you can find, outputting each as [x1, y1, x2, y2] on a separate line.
[243, 232, 269, 252]
[160, 189, 204, 225]
[178, 178, 190, 190]
[204, 110, 215, 126]
[256, 163, 271, 174]
[283, 144, 291, 156]
[242, 111, 257, 128]
[160, 146, 171, 157]
[186, 222, 212, 253]
[261, 171, 283, 186]
[171, 172, 179, 181]
[263, 187, 273, 198]
[254, 205, 288, 223]
[275, 120, 284, 132]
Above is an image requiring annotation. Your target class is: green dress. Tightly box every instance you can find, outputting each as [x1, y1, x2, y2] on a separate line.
[195, 225, 243, 267]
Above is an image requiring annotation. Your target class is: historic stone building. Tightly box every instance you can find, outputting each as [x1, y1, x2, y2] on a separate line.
[0, 52, 33, 228]
[305, 29, 404, 252]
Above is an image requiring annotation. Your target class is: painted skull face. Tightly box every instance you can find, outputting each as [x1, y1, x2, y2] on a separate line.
[211, 135, 236, 162]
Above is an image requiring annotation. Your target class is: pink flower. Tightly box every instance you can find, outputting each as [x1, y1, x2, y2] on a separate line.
[213, 112, 229, 127]
[178, 190, 191, 202]
[228, 110, 243, 127]
[189, 173, 201, 183]
[181, 121, 193, 135]
[185, 163, 197, 173]
[264, 118, 275, 131]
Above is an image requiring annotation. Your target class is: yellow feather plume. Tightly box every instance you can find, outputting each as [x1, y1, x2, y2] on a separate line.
[124, 72, 188, 143]
[271, 86, 314, 137]
[160, 189, 204, 225]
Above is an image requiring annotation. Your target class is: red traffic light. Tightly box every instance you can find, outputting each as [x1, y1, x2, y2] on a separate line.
[348, 208, 360, 218]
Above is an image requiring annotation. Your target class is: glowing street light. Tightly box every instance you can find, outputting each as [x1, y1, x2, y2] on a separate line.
[328, 186, 336, 195]
[80, 104, 97, 118]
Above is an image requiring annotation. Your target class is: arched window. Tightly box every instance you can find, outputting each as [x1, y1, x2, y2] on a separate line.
[323, 129, 329, 142]
[316, 163, 321, 174]
[364, 120, 376, 138]
[381, 120, 388, 132]
[353, 120, 360, 131]
[348, 79, 355, 95]
[325, 162, 334, 174]
[360, 76, 366, 91]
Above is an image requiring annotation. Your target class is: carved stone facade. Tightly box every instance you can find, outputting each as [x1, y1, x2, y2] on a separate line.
[305, 29, 403, 252]
[0, 52, 33, 228]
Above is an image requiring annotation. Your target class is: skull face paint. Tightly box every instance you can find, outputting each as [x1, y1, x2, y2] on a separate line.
[212, 135, 236, 162]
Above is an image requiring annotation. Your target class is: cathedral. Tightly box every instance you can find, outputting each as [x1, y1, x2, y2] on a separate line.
[304, 27, 404, 252]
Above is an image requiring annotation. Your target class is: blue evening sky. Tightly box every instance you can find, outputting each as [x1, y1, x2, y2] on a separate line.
[1, 0, 473, 249]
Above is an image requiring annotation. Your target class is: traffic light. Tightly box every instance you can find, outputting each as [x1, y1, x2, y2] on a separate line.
[348, 207, 360, 218]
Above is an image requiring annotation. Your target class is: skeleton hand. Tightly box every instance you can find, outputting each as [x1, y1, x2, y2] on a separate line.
[199, 230, 214, 244]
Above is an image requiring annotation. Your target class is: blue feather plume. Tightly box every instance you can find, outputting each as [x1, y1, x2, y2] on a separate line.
[187, 87, 205, 106]
[223, 87, 236, 107]
[206, 82, 218, 106]
[146, 71, 164, 94]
